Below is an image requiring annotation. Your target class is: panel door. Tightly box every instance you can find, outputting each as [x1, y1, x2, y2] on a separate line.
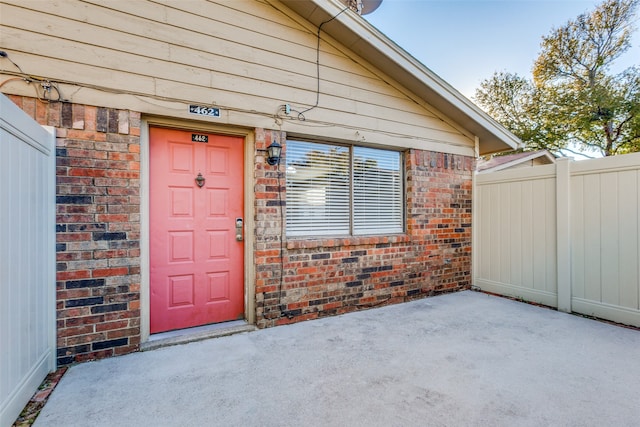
[150, 127, 244, 333]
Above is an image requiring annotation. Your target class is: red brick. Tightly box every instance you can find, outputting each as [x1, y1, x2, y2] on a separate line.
[95, 320, 129, 332]
[58, 289, 91, 300]
[57, 232, 92, 242]
[57, 271, 91, 280]
[16, 97, 472, 363]
[22, 97, 36, 118]
[65, 315, 105, 327]
[114, 344, 139, 355]
[255, 140, 472, 328]
[75, 349, 113, 362]
[65, 333, 106, 346]
[58, 325, 95, 338]
[68, 167, 108, 177]
[106, 327, 140, 339]
[95, 214, 129, 223]
[92, 267, 129, 278]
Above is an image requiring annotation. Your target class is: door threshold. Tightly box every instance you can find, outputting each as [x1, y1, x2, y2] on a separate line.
[141, 320, 256, 352]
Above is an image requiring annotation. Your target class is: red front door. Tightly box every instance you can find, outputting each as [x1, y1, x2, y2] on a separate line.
[149, 127, 244, 333]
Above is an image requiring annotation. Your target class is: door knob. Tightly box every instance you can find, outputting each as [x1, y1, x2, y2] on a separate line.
[195, 173, 205, 188]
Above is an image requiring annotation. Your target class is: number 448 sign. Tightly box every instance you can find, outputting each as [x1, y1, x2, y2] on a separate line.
[189, 105, 220, 117]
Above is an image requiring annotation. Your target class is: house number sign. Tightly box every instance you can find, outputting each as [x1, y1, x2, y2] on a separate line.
[189, 105, 220, 117]
[192, 134, 208, 143]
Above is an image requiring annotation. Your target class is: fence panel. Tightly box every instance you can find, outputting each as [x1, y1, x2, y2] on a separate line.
[0, 94, 56, 427]
[475, 164, 558, 307]
[474, 153, 640, 327]
[569, 155, 640, 326]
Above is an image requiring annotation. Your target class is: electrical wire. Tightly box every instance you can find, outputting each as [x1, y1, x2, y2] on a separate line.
[0, 72, 64, 103]
[0, 52, 65, 103]
[297, 6, 350, 120]
[40, 80, 64, 102]
[1, 66, 468, 149]
[0, 77, 23, 89]
[0, 50, 25, 74]
[0, 51, 464, 146]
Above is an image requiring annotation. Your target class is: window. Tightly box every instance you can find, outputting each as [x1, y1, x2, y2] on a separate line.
[286, 140, 403, 237]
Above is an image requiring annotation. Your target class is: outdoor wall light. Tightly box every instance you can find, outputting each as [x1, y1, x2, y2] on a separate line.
[266, 141, 282, 166]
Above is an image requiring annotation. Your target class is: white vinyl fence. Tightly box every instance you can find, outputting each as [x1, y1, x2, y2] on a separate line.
[474, 154, 640, 327]
[0, 94, 56, 427]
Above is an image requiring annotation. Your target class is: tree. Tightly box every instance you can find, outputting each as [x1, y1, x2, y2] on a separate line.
[474, 0, 640, 157]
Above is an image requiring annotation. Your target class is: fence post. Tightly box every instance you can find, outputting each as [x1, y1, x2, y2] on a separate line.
[556, 157, 571, 313]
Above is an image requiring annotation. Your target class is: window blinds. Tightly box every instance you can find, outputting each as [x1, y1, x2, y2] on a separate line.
[286, 141, 403, 237]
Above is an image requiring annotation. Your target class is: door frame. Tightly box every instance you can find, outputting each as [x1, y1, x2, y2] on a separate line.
[140, 117, 256, 343]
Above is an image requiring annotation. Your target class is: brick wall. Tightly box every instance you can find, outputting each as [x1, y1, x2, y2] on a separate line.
[8, 96, 141, 365]
[254, 129, 474, 328]
[7, 97, 473, 363]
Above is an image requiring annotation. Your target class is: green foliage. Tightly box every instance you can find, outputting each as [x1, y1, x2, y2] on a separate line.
[474, 0, 640, 156]
[474, 71, 568, 154]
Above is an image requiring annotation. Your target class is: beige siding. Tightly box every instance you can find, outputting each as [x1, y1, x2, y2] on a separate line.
[0, 0, 473, 154]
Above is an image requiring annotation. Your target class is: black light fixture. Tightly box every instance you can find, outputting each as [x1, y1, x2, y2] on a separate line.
[266, 141, 282, 166]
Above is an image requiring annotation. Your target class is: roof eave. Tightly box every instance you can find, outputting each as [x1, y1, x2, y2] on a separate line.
[477, 150, 556, 174]
[279, 0, 521, 155]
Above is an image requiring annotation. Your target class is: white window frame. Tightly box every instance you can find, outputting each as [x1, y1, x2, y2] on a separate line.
[285, 140, 404, 237]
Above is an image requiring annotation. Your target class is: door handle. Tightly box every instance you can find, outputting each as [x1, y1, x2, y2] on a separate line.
[235, 218, 243, 241]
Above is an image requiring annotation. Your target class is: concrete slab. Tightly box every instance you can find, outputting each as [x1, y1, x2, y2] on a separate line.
[35, 291, 640, 426]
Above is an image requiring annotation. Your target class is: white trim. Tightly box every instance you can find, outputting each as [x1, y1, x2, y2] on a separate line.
[140, 122, 150, 343]
[45, 124, 57, 372]
[477, 151, 556, 174]
[243, 131, 256, 325]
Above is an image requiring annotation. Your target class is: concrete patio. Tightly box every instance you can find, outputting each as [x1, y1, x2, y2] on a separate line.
[34, 291, 640, 427]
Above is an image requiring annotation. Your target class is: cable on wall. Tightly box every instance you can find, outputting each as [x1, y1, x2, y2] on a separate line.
[296, 6, 350, 121]
[0, 55, 473, 151]
[0, 51, 65, 103]
[0, 51, 24, 74]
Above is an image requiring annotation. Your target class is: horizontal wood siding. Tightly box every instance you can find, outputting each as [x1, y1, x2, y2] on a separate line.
[0, 0, 473, 153]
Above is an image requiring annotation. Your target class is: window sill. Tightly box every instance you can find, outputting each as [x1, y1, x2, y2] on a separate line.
[286, 234, 409, 250]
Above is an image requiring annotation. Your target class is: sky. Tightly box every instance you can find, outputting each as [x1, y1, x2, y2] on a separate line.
[365, 0, 640, 100]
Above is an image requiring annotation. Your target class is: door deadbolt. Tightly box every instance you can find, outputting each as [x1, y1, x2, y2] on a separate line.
[235, 218, 244, 241]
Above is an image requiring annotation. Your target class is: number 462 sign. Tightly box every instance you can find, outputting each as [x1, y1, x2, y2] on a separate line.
[189, 105, 220, 117]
